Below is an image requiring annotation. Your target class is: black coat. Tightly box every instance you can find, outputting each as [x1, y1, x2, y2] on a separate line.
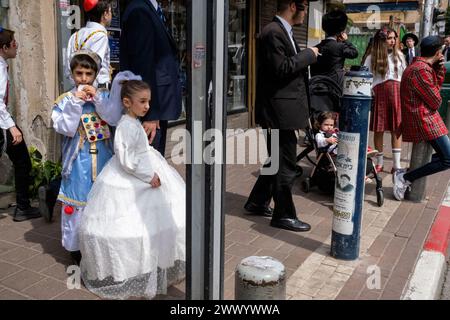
[310, 39, 358, 79]
[255, 17, 317, 130]
[120, 0, 182, 121]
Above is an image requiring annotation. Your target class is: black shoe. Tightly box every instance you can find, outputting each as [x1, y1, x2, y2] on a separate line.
[38, 186, 54, 223]
[13, 206, 42, 222]
[244, 201, 273, 217]
[270, 218, 311, 232]
[70, 251, 82, 266]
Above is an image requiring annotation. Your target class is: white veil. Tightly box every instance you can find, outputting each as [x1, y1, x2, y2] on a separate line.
[104, 71, 143, 126]
[96, 71, 142, 126]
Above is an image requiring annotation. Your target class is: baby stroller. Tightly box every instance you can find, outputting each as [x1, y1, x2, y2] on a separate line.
[296, 75, 384, 207]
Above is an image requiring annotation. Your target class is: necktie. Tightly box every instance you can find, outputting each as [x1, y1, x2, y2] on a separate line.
[291, 30, 298, 54]
[156, 4, 167, 25]
[409, 48, 413, 64]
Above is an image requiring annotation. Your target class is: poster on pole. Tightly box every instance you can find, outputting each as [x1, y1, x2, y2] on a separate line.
[332, 132, 360, 236]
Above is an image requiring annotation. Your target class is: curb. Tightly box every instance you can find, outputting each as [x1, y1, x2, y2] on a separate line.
[403, 186, 450, 300]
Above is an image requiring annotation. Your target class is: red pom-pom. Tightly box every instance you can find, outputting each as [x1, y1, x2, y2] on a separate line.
[83, 0, 98, 12]
[64, 206, 74, 215]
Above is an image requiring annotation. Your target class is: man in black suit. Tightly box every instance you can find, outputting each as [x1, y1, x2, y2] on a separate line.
[120, 0, 182, 156]
[244, 0, 318, 232]
[402, 33, 419, 65]
[443, 35, 450, 62]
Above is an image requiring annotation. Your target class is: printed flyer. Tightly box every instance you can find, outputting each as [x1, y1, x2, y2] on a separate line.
[333, 131, 360, 236]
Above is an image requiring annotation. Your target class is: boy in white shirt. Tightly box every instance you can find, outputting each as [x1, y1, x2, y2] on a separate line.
[65, 0, 113, 89]
[0, 27, 41, 222]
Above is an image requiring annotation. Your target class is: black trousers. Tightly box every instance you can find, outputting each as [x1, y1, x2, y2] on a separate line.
[247, 129, 298, 220]
[151, 120, 168, 156]
[0, 127, 32, 210]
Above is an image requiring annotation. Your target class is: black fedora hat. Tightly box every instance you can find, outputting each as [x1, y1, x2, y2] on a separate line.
[322, 9, 348, 36]
[402, 33, 419, 47]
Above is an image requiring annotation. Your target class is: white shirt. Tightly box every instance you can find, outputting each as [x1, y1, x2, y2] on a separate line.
[149, 0, 158, 10]
[276, 15, 297, 54]
[0, 56, 15, 130]
[364, 52, 406, 88]
[66, 21, 111, 86]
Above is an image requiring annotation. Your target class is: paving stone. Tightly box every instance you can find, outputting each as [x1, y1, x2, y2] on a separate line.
[0, 247, 40, 264]
[0, 240, 18, 255]
[1, 269, 46, 292]
[0, 288, 31, 300]
[0, 260, 22, 281]
[53, 289, 99, 300]
[23, 278, 68, 300]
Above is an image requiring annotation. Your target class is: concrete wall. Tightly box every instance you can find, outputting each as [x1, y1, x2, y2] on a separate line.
[7, 0, 59, 161]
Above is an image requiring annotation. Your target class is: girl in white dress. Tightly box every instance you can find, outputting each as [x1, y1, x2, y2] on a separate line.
[79, 71, 186, 300]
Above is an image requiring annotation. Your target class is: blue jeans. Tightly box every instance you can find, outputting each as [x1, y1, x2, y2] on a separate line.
[404, 135, 450, 182]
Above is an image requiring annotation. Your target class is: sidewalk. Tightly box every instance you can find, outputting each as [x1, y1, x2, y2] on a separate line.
[0, 116, 449, 300]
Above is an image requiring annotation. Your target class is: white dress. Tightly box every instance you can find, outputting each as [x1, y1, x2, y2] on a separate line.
[79, 114, 186, 300]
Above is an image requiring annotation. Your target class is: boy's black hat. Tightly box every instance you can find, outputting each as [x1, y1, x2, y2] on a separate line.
[402, 33, 419, 47]
[322, 9, 348, 36]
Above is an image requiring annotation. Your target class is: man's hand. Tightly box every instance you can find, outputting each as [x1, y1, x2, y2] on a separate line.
[142, 120, 160, 144]
[150, 173, 161, 188]
[309, 47, 320, 57]
[9, 126, 23, 145]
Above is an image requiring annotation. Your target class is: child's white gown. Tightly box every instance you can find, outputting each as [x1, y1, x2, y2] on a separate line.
[79, 114, 185, 300]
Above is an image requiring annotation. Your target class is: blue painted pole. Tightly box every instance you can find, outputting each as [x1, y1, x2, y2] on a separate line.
[331, 66, 373, 260]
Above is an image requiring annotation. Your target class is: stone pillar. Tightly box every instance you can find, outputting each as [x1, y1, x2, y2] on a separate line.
[235, 256, 286, 300]
[7, 0, 60, 161]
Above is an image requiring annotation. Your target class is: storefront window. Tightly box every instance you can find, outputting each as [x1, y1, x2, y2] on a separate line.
[227, 0, 247, 112]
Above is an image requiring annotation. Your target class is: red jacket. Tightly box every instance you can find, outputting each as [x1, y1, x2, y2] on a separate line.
[400, 57, 447, 143]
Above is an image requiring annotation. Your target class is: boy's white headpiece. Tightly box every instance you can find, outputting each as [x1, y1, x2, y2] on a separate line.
[70, 49, 102, 75]
[109, 71, 143, 117]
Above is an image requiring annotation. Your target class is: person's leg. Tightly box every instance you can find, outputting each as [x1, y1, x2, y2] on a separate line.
[404, 135, 450, 182]
[151, 120, 168, 157]
[5, 127, 41, 221]
[245, 129, 274, 215]
[391, 133, 403, 171]
[393, 135, 450, 200]
[374, 132, 384, 171]
[270, 130, 310, 232]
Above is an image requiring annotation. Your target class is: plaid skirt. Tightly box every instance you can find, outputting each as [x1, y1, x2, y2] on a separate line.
[370, 80, 402, 136]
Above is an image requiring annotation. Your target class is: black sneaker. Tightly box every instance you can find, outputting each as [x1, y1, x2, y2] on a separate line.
[13, 206, 42, 222]
[38, 186, 53, 222]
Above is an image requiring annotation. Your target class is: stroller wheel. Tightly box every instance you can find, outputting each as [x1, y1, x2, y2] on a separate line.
[376, 188, 384, 207]
[295, 165, 303, 178]
[302, 178, 310, 193]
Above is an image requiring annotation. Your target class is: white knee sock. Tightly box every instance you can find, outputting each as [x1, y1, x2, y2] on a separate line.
[392, 149, 402, 170]
[376, 152, 384, 167]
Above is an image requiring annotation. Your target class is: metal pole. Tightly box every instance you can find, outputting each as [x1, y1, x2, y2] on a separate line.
[186, 0, 227, 300]
[331, 67, 373, 260]
[186, 0, 207, 300]
[421, 0, 434, 38]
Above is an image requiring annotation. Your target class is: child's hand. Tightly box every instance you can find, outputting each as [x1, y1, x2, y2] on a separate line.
[82, 85, 97, 99]
[74, 91, 88, 101]
[326, 137, 338, 145]
[150, 173, 161, 188]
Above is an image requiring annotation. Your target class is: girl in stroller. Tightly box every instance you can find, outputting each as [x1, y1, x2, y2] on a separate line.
[315, 112, 339, 155]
